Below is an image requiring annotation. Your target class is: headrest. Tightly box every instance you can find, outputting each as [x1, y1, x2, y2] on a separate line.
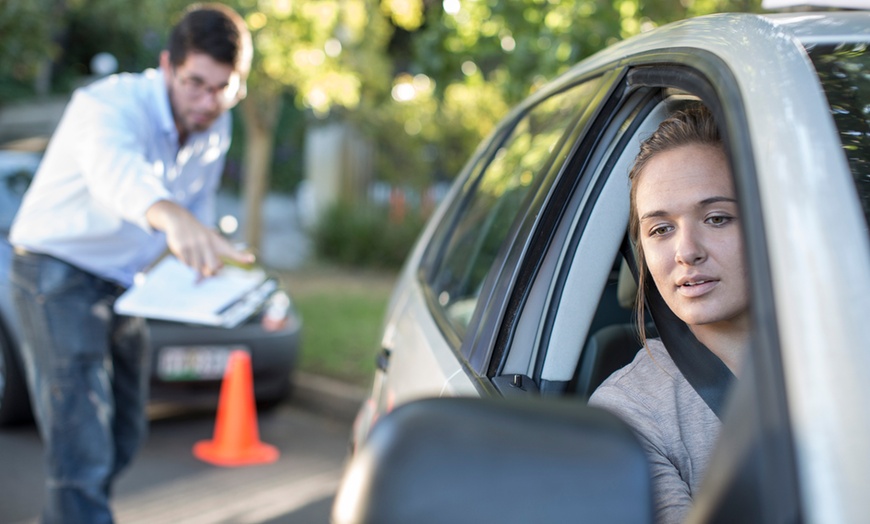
[616, 258, 637, 310]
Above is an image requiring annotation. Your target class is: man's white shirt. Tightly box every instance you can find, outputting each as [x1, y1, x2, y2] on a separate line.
[10, 68, 230, 287]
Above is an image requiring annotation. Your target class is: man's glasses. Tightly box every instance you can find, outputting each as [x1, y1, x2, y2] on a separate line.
[173, 68, 242, 108]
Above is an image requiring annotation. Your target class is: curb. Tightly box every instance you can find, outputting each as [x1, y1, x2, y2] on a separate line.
[290, 372, 367, 423]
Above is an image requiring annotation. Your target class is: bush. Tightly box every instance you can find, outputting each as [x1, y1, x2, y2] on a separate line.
[313, 202, 426, 269]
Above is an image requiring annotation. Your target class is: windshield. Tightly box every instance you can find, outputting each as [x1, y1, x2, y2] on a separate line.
[807, 42, 870, 233]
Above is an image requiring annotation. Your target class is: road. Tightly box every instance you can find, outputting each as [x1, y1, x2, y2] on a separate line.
[0, 395, 354, 523]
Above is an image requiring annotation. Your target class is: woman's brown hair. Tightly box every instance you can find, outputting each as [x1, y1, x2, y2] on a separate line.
[628, 104, 722, 346]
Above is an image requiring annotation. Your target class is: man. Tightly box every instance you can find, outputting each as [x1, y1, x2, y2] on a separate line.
[9, 4, 253, 522]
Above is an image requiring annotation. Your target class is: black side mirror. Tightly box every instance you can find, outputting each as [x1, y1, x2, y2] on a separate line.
[332, 396, 652, 524]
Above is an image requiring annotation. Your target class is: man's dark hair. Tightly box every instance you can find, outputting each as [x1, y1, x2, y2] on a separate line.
[167, 3, 251, 73]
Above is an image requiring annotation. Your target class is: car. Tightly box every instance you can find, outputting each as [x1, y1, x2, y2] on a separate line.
[338, 9, 870, 524]
[0, 142, 302, 426]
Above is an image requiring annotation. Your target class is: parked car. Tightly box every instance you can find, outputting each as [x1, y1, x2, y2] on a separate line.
[0, 144, 301, 426]
[338, 10, 870, 524]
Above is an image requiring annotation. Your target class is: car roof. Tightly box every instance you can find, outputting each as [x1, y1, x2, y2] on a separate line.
[766, 10, 870, 43]
[491, 11, 869, 143]
[583, 10, 869, 74]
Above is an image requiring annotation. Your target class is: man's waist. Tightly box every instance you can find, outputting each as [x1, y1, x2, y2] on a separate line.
[11, 244, 135, 289]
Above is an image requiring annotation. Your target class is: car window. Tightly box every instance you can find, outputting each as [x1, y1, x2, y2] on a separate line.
[807, 42, 870, 231]
[426, 79, 603, 339]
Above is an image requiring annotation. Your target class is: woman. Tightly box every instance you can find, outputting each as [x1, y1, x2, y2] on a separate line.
[589, 105, 749, 523]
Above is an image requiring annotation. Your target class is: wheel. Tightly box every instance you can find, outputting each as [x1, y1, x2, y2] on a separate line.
[0, 326, 33, 426]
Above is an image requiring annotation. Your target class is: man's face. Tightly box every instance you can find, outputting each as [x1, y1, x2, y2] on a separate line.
[162, 51, 242, 136]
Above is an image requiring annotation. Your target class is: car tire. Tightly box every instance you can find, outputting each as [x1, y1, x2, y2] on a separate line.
[0, 325, 32, 426]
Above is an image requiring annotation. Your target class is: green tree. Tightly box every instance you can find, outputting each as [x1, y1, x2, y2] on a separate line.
[0, 0, 765, 250]
[0, 0, 167, 99]
[231, 0, 394, 250]
[377, 0, 764, 191]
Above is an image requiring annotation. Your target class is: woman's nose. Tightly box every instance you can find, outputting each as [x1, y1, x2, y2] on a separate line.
[674, 226, 706, 265]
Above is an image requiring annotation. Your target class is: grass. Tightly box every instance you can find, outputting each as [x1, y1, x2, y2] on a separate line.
[277, 267, 397, 387]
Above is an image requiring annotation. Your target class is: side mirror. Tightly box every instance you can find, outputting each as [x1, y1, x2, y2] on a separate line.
[332, 397, 652, 524]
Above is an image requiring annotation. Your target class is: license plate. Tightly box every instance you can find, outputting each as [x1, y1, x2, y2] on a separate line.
[157, 345, 249, 381]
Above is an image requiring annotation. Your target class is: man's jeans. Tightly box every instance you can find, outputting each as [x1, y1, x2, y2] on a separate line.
[10, 251, 150, 524]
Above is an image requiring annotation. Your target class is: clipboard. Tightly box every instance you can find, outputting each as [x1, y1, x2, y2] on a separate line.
[114, 255, 275, 328]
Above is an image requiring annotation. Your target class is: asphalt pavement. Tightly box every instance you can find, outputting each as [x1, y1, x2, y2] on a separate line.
[0, 390, 359, 524]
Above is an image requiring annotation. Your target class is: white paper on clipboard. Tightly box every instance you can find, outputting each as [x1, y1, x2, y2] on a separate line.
[113, 256, 273, 328]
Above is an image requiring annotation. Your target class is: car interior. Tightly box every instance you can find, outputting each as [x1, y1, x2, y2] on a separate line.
[570, 256, 656, 398]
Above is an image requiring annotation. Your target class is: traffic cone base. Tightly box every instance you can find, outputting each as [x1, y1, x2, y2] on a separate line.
[193, 350, 280, 467]
[193, 439, 279, 467]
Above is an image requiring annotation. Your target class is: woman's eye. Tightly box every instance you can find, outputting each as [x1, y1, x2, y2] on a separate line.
[650, 225, 671, 236]
[706, 215, 732, 226]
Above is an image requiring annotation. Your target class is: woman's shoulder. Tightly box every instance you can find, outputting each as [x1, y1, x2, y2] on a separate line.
[588, 339, 681, 410]
[602, 338, 678, 386]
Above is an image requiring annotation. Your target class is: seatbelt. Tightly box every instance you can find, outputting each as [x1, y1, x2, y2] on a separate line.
[620, 237, 735, 420]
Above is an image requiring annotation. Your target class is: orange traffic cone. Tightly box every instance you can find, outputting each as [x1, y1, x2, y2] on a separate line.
[193, 350, 279, 466]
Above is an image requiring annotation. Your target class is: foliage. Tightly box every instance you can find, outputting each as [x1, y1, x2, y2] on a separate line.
[350, 72, 508, 189]
[223, 92, 306, 195]
[408, 0, 762, 107]
[0, 0, 765, 208]
[0, 0, 167, 99]
[350, 0, 764, 197]
[237, 0, 394, 119]
[313, 202, 426, 269]
[0, 0, 57, 100]
[293, 282, 390, 385]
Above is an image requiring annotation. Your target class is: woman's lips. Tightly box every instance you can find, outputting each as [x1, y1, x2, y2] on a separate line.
[676, 279, 718, 298]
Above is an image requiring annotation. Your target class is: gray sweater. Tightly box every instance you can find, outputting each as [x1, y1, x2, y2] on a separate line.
[588, 338, 721, 524]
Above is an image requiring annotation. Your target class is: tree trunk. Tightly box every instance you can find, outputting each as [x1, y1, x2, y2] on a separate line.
[239, 89, 282, 256]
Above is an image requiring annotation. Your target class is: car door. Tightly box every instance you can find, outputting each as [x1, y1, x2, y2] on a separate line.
[345, 11, 870, 522]
[475, 61, 803, 517]
[475, 15, 870, 522]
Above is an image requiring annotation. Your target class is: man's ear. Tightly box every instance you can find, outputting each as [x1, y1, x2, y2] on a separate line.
[159, 51, 171, 74]
[159, 51, 173, 89]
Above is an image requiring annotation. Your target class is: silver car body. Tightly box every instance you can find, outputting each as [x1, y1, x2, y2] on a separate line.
[357, 12, 870, 524]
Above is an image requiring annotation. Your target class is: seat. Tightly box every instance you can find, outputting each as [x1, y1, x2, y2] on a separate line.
[573, 259, 656, 399]
[575, 324, 642, 399]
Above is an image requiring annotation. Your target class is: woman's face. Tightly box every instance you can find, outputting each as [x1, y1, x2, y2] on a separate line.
[635, 143, 749, 330]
